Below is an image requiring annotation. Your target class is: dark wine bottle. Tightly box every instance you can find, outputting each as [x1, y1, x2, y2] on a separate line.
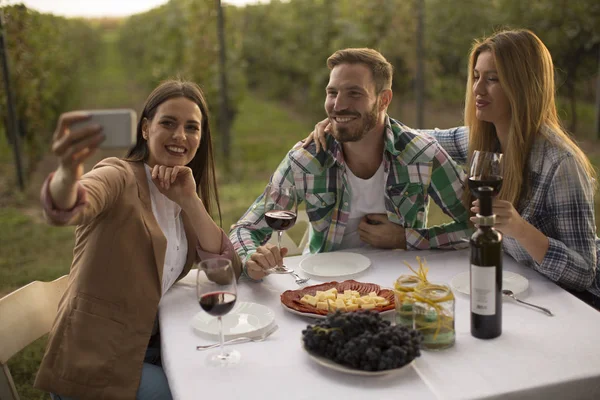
[470, 186, 502, 339]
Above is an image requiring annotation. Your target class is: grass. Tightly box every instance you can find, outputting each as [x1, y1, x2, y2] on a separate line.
[1, 207, 73, 398]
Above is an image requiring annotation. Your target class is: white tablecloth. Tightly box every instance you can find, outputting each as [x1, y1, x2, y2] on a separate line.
[159, 248, 600, 400]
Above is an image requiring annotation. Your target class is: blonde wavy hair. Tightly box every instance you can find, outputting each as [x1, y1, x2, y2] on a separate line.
[463, 29, 596, 207]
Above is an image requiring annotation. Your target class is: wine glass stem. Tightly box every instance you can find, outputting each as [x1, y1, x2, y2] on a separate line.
[218, 316, 225, 358]
[277, 230, 283, 265]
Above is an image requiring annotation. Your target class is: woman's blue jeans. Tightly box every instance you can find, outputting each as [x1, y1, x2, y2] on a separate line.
[50, 334, 172, 400]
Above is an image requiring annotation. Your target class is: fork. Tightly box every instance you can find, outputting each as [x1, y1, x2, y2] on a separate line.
[195, 324, 279, 351]
[291, 271, 310, 284]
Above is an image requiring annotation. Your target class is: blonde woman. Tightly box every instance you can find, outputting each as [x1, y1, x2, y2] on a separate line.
[305, 29, 600, 309]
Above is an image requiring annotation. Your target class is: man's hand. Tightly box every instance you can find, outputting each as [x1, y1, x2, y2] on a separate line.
[358, 214, 406, 249]
[245, 243, 289, 280]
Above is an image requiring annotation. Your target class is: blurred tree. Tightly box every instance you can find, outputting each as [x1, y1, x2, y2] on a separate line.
[0, 5, 101, 174]
[499, 0, 600, 132]
[216, 0, 232, 174]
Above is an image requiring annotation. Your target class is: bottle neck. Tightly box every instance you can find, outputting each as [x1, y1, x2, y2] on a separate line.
[476, 214, 496, 227]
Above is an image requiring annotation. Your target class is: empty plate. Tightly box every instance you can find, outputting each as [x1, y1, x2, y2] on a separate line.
[450, 271, 529, 296]
[191, 302, 275, 341]
[299, 252, 371, 279]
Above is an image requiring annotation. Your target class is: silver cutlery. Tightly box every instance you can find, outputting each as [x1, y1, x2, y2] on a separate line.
[196, 324, 279, 351]
[502, 289, 553, 316]
[269, 266, 309, 284]
[290, 271, 310, 284]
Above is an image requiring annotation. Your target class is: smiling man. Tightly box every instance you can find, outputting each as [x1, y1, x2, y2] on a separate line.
[230, 48, 471, 281]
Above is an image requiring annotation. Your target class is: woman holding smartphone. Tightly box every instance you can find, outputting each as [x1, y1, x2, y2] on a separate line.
[35, 79, 241, 399]
[305, 30, 600, 309]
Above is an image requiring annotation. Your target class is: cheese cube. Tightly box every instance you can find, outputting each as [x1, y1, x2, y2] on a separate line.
[346, 303, 359, 311]
[361, 303, 376, 310]
[324, 292, 336, 301]
[369, 291, 378, 297]
[351, 291, 361, 297]
[327, 299, 337, 310]
[300, 296, 310, 305]
[335, 299, 346, 310]
[316, 301, 328, 310]
[305, 295, 318, 307]
[325, 288, 338, 295]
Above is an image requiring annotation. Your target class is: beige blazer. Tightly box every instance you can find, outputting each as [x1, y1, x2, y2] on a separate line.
[34, 158, 240, 399]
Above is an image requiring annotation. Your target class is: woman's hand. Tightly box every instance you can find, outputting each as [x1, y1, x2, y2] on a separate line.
[52, 112, 105, 182]
[245, 244, 288, 280]
[49, 112, 105, 210]
[302, 118, 331, 153]
[470, 199, 526, 239]
[151, 165, 197, 207]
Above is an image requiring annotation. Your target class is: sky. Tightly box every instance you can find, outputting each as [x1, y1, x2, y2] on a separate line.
[4, 0, 270, 18]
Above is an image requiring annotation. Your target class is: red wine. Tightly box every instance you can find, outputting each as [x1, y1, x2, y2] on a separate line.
[470, 186, 502, 339]
[468, 175, 503, 197]
[199, 292, 237, 317]
[265, 210, 297, 230]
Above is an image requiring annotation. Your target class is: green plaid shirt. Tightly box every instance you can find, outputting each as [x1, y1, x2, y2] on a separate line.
[230, 116, 471, 266]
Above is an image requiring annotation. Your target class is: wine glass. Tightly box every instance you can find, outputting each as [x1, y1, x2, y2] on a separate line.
[263, 183, 298, 273]
[468, 151, 504, 198]
[196, 258, 240, 366]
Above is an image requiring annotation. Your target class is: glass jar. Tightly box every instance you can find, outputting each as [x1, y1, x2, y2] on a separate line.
[393, 275, 422, 327]
[412, 284, 455, 351]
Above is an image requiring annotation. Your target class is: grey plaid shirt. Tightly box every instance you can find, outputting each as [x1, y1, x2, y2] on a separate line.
[428, 127, 600, 297]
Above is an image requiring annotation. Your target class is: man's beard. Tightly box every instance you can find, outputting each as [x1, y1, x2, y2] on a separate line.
[330, 101, 379, 143]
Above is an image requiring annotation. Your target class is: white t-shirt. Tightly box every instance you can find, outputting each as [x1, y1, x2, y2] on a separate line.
[339, 162, 387, 250]
[144, 165, 188, 298]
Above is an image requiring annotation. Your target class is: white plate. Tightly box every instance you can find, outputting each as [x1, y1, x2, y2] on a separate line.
[281, 302, 395, 319]
[299, 252, 371, 279]
[191, 302, 275, 341]
[450, 271, 529, 296]
[304, 346, 415, 376]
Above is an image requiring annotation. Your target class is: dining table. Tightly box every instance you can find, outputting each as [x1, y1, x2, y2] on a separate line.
[158, 247, 600, 400]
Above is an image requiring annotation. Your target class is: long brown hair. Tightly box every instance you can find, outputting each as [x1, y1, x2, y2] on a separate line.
[126, 79, 222, 224]
[464, 29, 596, 207]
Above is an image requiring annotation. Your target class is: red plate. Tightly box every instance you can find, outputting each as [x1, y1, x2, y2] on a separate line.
[280, 279, 395, 316]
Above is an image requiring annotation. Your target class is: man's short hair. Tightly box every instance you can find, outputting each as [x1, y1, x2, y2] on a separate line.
[327, 48, 393, 94]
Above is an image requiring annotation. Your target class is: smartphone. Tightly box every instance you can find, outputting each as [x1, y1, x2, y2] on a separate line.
[72, 109, 137, 149]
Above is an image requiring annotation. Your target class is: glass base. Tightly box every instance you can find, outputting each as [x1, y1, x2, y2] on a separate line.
[205, 348, 241, 367]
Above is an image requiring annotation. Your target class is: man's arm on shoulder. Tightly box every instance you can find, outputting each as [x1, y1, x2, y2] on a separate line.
[418, 127, 469, 165]
[405, 143, 471, 249]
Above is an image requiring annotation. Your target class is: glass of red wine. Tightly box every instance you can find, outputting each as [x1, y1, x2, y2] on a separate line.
[468, 151, 504, 198]
[263, 183, 298, 273]
[197, 258, 240, 367]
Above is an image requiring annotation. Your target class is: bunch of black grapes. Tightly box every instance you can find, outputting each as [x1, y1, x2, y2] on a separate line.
[302, 310, 423, 371]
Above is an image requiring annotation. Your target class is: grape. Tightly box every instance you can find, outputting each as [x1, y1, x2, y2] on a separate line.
[302, 310, 423, 371]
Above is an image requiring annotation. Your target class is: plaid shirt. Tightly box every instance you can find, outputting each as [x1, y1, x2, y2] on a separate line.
[230, 116, 471, 269]
[428, 127, 600, 297]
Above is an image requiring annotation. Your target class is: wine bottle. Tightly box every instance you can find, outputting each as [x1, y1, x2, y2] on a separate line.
[470, 186, 502, 339]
